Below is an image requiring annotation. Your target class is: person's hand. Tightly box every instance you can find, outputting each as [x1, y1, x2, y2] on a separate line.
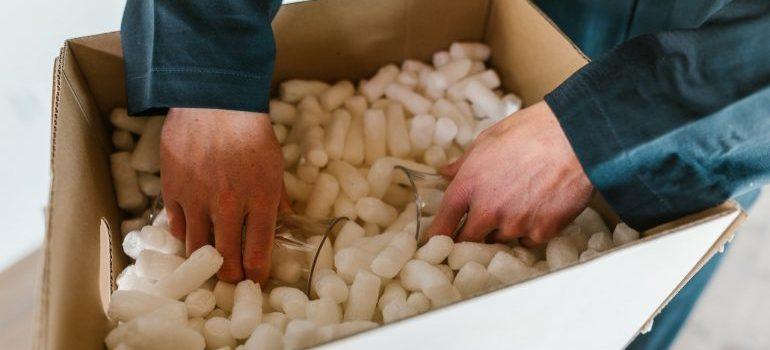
[160, 108, 284, 283]
[427, 101, 594, 246]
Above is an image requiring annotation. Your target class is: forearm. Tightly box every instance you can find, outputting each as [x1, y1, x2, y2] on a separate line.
[546, 1, 770, 229]
[121, 0, 282, 115]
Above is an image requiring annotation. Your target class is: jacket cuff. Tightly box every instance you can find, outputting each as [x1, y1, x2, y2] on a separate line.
[126, 68, 272, 116]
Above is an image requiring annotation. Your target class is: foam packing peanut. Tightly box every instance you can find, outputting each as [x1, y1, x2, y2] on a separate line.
[487, 251, 535, 284]
[382, 298, 418, 323]
[296, 159, 319, 183]
[432, 51, 451, 67]
[449, 42, 491, 61]
[360, 64, 399, 102]
[152, 245, 223, 300]
[137, 172, 161, 197]
[230, 280, 262, 339]
[356, 197, 398, 227]
[424, 58, 472, 91]
[385, 83, 432, 115]
[304, 173, 339, 219]
[284, 319, 322, 350]
[130, 116, 164, 173]
[546, 236, 580, 270]
[333, 221, 366, 253]
[385, 104, 412, 158]
[344, 271, 381, 322]
[265, 129, 285, 151]
[385, 202, 417, 234]
[185, 289, 216, 318]
[279, 79, 330, 103]
[415, 235, 454, 264]
[108, 290, 184, 322]
[431, 99, 474, 146]
[327, 160, 369, 200]
[613, 223, 640, 246]
[588, 231, 615, 252]
[324, 109, 352, 160]
[320, 80, 355, 111]
[409, 114, 436, 153]
[371, 231, 417, 278]
[282, 143, 301, 168]
[424, 145, 448, 168]
[243, 324, 283, 350]
[447, 242, 508, 270]
[453, 261, 489, 298]
[333, 193, 358, 221]
[306, 298, 342, 326]
[112, 129, 135, 151]
[406, 292, 431, 314]
[110, 108, 148, 134]
[319, 321, 378, 342]
[334, 246, 376, 284]
[135, 250, 185, 280]
[463, 80, 504, 120]
[116, 265, 155, 293]
[311, 268, 349, 303]
[212, 281, 235, 312]
[111, 152, 147, 212]
[269, 287, 309, 320]
[122, 225, 184, 259]
[575, 207, 611, 235]
[106, 310, 204, 350]
[363, 109, 388, 165]
[204, 317, 237, 350]
[262, 312, 290, 332]
[342, 96, 367, 165]
[269, 99, 297, 125]
[301, 125, 328, 167]
[283, 172, 312, 202]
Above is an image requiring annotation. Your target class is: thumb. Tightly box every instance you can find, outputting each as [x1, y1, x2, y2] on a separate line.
[426, 181, 469, 240]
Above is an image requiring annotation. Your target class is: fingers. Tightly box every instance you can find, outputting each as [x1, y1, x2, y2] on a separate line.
[455, 205, 498, 242]
[165, 200, 186, 241]
[490, 220, 523, 243]
[213, 208, 246, 283]
[243, 205, 278, 284]
[426, 182, 470, 239]
[184, 209, 212, 257]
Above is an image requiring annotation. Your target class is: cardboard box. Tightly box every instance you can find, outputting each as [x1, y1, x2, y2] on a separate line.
[38, 0, 746, 349]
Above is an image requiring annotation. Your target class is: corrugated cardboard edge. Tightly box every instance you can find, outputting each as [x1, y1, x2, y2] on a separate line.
[625, 201, 747, 346]
[36, 43, 66, 350]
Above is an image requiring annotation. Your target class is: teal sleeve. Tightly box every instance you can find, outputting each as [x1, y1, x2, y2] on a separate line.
[121, 0, 282, 115]
[545, 1, 770, 229]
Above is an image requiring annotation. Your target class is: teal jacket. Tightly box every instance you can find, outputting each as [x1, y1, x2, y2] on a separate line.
[122, 0, 770, 230]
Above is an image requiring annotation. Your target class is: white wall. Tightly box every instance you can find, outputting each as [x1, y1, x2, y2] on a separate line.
[0, 0, 125, 270]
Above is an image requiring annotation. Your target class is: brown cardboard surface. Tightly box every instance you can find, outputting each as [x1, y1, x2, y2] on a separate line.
[40, 44, 124, 350]
[271, 0, 489, 88]
[39, 0, 744, 349]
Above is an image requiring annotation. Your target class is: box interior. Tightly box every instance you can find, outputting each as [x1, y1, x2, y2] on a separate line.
[39, 0, 739, 349]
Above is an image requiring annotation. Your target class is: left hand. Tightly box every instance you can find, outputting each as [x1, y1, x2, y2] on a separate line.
[427, 101, 594, 245]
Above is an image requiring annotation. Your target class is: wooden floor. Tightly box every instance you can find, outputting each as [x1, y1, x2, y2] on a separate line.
[0, 249, 42, 350]
[2, 194, 768, 350]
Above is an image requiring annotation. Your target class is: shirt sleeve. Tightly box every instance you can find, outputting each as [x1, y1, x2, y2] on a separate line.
[121, 0, 282, 116]
[545, 0, 770, 230]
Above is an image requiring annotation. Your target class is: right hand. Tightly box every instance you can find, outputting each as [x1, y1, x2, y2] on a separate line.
[160, 108, 284, 283]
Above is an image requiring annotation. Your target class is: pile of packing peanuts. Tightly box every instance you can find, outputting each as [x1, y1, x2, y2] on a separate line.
[105, 42, 641, 350]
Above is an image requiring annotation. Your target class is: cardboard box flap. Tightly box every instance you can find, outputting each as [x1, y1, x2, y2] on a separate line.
[39, 43, 124, 350]
[320, 205, 743, 349]
[486, 0, 588, 105]
[272, 0, 489, 87]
